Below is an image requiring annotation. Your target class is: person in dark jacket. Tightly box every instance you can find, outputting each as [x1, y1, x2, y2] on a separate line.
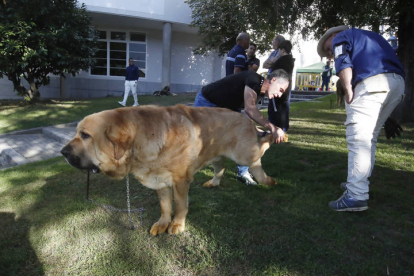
[119, 58, 140, 107]
[268, 40, 295, 132]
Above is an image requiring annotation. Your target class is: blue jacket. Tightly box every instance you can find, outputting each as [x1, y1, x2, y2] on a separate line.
[125, 65, 139, 81]
[332, 28, 405, 87]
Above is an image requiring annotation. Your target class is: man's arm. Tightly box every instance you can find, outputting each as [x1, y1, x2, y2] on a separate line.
[263, 56, 278, 69]
[248, 64, 259, 72]
[135, 66, 140, 81]
[338, 67, 353, 104]
[243, 85, 285, 143]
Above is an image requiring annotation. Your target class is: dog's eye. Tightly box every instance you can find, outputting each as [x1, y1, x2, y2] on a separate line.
[80, 132, 90, 139]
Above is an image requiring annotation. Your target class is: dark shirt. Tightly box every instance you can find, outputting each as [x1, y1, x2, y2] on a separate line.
[332, 28, 405, 87]
[270, 54, 295, 80]
[246, 55, 260, 70]
[269, 54, 295, 130]
[125, 65, 139, 81]
[226, 44, 247, 76]
[201, 71, 264, 111]
[322, 65, 333, 79]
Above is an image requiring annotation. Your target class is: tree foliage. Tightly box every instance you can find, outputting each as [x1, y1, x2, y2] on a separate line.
[186, 0, 316, 56]
[187, 0, 414, 121]
[0, 0, 98, 101]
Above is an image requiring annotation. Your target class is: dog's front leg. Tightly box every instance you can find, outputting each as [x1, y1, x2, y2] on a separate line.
[150, 187, 172, 236]
[168, 181, 190, 234]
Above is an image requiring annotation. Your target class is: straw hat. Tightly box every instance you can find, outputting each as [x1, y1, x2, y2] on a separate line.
[317, 25, 349, 57]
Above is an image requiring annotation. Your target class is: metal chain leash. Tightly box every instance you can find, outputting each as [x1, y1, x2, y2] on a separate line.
[86, 170, 145, 230]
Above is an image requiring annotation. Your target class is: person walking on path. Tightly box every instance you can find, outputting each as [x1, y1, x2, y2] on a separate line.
[317, 25, 405, 211]
[119, 58, 140, 107]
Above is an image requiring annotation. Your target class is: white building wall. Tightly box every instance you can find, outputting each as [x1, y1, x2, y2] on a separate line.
[0, 0, 225, 99]
[81, 0, 192, 25]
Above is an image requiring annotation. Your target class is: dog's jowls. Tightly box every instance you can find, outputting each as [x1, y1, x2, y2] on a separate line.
[61, 104, 275, 235]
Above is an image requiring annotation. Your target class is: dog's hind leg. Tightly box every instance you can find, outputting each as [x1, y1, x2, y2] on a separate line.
[168, 179, 191, 235]
[249, 158, 276, 186]
[150, 187, 173, 236]
[203, 157, 225, 188]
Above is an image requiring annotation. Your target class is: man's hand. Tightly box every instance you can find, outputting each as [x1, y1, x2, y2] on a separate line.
[384, 117, 403, 139]
[345, 89, 353, 104]
[338, 68, 353, 104]
[263, 56, 278, 69]
[269, 124, 285, 144]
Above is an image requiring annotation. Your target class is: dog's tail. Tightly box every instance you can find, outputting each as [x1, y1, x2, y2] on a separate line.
[258, 131, 274, 156]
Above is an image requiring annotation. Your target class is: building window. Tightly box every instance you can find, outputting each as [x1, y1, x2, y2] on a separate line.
[110, 42, 126, 77]
[91, 30, 146, 78]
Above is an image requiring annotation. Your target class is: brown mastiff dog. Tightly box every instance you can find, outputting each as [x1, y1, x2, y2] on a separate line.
[61, 104, 275, 235]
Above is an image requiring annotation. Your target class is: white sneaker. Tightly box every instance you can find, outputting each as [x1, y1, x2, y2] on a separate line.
[118, 101, 126, 107]
[133, 102, 139, 107]
[236, 173, 258, 185]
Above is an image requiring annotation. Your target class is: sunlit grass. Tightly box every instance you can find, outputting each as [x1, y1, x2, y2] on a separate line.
[0, 94, 196, 134]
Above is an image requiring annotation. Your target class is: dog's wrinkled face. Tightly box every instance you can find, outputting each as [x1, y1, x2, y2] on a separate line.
[61, 110, 136, 178]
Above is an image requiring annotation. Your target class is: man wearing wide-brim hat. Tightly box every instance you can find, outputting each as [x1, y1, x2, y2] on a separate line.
[317, 25, 406, 211]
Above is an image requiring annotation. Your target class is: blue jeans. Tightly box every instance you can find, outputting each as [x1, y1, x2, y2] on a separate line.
[193, 90, 249, 176]
[322, 77, 331, 91]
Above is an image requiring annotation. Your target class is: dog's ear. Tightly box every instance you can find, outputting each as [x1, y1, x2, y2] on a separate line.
[105, 123, 134, 160]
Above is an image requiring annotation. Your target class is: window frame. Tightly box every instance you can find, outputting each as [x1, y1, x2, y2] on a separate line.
[90, 29, 147, 79]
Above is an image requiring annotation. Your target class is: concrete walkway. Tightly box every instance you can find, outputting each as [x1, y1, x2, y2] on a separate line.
[0, 122, 77, 170]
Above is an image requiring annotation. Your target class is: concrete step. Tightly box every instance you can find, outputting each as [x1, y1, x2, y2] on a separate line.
[0, 122, 78, 170]
[43, 126, 77, 144]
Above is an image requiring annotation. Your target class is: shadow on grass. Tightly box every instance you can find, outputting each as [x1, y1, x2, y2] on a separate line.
[0, 212, 45, 276]
[1, 138, 414, 275]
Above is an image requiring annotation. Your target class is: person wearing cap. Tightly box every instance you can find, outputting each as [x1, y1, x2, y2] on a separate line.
[317, 25, 405, 211]
[194, 69, 289, 185]
[226, 32, 250, 76]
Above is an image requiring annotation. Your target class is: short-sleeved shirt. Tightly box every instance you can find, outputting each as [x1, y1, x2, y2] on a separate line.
[332, 28, 405, 87]
[246, 56, 260, 70]
[226, 44, 247, 76]
[201, 71, 264, 111]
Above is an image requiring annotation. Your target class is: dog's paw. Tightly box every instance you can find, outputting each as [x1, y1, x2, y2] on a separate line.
[264, 178, 277, 186]
[150, 221, 169, 236]
[202, 179, 219, 188]
[167, 220, 185, 235]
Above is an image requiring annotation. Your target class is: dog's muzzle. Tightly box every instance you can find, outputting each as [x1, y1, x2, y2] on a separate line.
[61, 145, 101, 173]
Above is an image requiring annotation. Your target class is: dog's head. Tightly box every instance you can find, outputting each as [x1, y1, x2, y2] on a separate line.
[61, 109, 137, 179]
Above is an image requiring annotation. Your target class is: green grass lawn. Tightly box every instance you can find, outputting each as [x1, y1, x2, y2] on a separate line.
[0, 94, 196, 134]
[1, 94, 413, 275]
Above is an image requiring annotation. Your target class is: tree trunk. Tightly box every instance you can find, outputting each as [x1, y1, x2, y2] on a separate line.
[25, 74, 40, 102]
[395, 0, 414, 122]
